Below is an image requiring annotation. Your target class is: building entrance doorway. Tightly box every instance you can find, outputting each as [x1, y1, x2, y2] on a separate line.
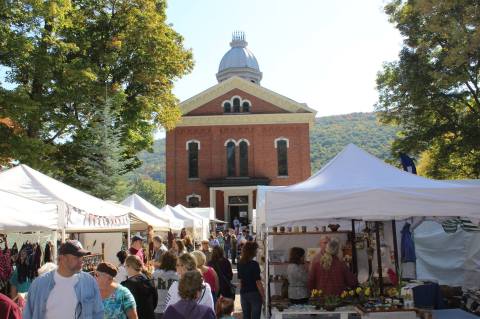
[229, 205, 249, 229]
[228, 195, 249, 229]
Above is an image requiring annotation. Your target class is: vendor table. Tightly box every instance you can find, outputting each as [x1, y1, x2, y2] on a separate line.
[432, 309, 479, 319]
[271, 306, 422, 319]
[271, 306, 358, 319]
[361, 311, 419, 319]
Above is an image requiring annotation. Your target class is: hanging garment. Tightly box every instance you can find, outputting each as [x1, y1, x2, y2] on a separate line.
[44, 242, 53, 263]
[442, 218, 480, 233]
[0, 247, 12, 282]
[33, 243, 42, 277]
[401, 223, 416, 263]
[10, 243, 18, 257]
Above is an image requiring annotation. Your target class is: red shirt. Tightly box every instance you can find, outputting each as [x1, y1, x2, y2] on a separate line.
[129, 247, 145, 265]
[203, 267, 217, 293]
[308, 256, 357, 296]
[0, 292, 22, 319]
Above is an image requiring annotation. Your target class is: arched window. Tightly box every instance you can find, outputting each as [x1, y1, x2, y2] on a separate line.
[239, 140, 249, 177]
[187, 194, 201, 208]
[242, 101, 250, 113]
[233, 98, 240, 113]
[224, 102, 231, 113]
[275, 138, 289, 176]
[186, 140, 200, 178]
[226, 141, 236, 177]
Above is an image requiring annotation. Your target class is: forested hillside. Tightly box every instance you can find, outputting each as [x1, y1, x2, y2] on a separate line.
[128, 139, 166, 182]
[130, 112, 399, 182]
[310, 113, 399, 172]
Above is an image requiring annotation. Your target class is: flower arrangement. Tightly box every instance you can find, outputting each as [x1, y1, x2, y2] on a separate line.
[310, 289, 323, 298]
[386, 287, 399, 298]
[340, 286, 371, 304]
[309, 289, 323, 309]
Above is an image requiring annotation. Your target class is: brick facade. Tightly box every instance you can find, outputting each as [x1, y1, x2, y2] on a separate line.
[186, 89, 288, 116]
[166, 122, 311, 207]
[166, 85, 313, 226]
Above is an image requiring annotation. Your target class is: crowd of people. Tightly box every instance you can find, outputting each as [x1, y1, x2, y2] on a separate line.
[0, 228, 360, 319]
[0, 227, 260, 319]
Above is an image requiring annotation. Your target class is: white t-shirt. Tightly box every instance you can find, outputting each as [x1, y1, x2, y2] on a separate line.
[45, 271, 79, 319]
[165, 280, 214, 310]
[153, 269, 178, 313]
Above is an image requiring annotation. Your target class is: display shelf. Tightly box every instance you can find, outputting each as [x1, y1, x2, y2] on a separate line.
[268, 230, 351, 236]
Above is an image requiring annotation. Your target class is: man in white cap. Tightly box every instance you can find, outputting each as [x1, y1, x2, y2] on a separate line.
[23, 240, 103, 319]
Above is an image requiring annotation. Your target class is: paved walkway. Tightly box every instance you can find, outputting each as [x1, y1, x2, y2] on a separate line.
[232, 263, 243, 318]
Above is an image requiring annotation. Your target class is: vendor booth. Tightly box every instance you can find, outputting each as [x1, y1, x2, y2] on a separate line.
[260, 144, 480, 319]
[0, 164, 131, 267]
[121, 194, 174, 231]
[0, 189, 60, 288]
[174, 204, 210, 241]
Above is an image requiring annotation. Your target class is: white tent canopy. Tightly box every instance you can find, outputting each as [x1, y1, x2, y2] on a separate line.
[121, 194, 183, 231]
[158, 205, 185, 231]
[174, 204, 210, 240]
[168, 205, 196, 228]
[0, 165, 130, 231]
[0, 190, 59, 232]
[264, 144, 480, 226]
[119, 195, 170, 231]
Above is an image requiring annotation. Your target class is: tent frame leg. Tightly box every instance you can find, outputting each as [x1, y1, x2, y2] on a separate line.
[391, 220, 400, 277]
[375, 221, 384, 295]
[351, 219, 358, 274]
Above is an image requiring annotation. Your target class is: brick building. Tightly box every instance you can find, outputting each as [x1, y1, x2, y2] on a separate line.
[166, 32, 316, 227]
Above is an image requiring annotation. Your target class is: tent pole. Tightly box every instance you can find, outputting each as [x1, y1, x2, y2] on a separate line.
[52, 230, 58, 261]
[375, 221, 384, 295]
[391, 220, 400, 277]
[127, 226, 131, 248]
[61, 228, 66, 243]
[351, 219, 358, 274]
[365, 222, 373, 277]
[264, 224, 270, 319]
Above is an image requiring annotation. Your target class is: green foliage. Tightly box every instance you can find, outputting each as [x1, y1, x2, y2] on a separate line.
[0, 0, 194, 175]
[376, 0, 480, 178]
[131, 177, 165, 207]
[61, 99, 132, 200]
[310, 113, 399, 172]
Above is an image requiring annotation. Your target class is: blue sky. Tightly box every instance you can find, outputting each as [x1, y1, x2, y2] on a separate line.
[167, 0, 403, 117]
[1, 0, 403, 121]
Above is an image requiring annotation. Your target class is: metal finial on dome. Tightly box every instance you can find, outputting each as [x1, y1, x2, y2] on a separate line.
[230, 31, 247, 48]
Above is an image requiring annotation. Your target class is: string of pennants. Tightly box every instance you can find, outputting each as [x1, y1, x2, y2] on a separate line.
[67, 205, 129, 227]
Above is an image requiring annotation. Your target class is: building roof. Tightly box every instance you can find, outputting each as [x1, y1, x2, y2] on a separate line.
[180, 76, 316, 115]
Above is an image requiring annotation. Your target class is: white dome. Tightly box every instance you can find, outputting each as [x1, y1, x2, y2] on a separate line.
[218, 47, 260, 71]
[216, 32, 262, 84]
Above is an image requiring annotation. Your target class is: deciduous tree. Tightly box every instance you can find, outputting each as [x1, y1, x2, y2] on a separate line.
[376, 0, 480, 178]
[0, 0, 193, 174]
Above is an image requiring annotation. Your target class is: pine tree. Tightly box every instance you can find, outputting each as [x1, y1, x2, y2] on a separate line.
[66, 97, 131, 200]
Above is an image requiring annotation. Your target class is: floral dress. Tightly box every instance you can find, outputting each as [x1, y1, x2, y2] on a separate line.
[102, 285, 136, 319]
